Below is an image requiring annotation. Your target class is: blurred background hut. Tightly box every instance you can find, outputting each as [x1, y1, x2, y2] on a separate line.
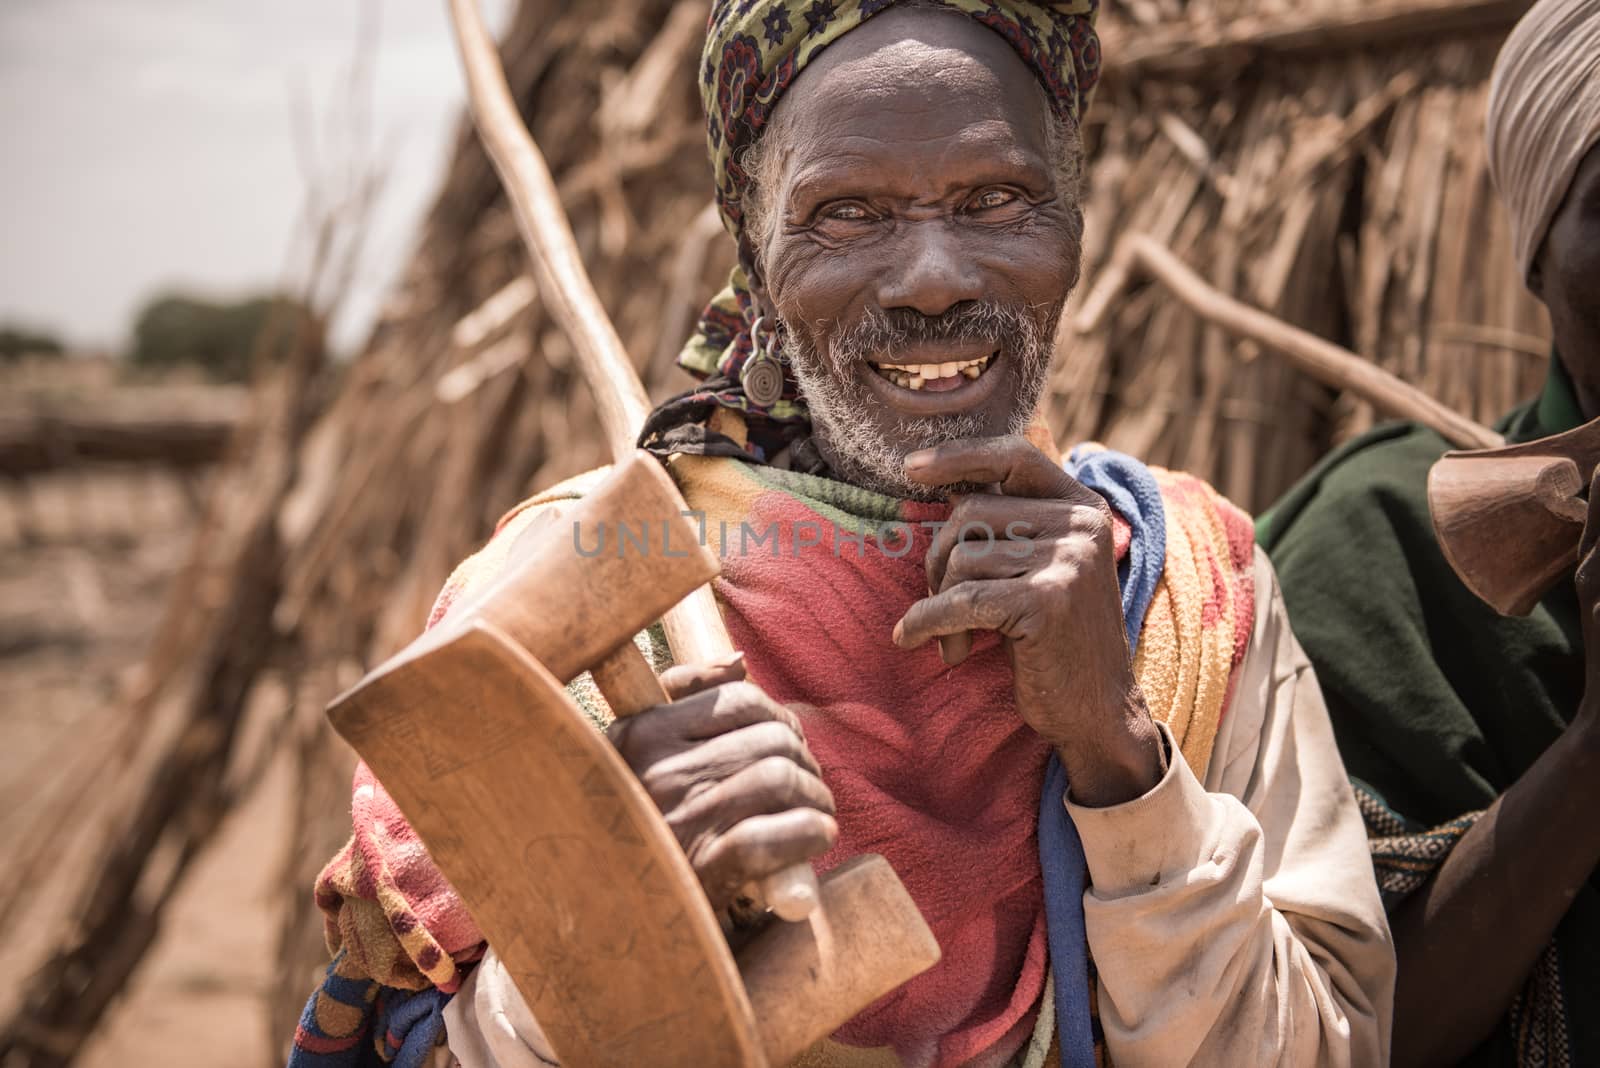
[0, 0, 1550, 1064]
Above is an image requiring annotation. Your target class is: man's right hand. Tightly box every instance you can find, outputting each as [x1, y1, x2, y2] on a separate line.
[605, 656, 838, 911]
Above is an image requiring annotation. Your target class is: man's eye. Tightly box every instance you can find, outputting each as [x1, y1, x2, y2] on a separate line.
[822, 202, 869, 221]
[974, 189, 1017, 210]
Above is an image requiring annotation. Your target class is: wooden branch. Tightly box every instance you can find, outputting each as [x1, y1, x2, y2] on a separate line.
[1082, 235, 1504, 451]
[1101, 0, 1532, 84]
[450, 275, 537, 351]
[448, 0, 650, 462]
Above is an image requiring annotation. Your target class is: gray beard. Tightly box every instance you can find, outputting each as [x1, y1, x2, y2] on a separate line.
[783, 302, 1060, 501]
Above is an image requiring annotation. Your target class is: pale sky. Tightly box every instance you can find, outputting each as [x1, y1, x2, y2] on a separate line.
[0, 0, 516, 354]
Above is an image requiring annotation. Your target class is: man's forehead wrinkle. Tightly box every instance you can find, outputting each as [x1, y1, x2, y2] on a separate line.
[774, 65, 1050, 195]
[788, 62, 1015, 127]
[790, 111, 1033, 155]
[816, 41, 1005, 95]
[778, 84, 1050, 190]
[785, 128, 1046, 199]
[812, 121, 1036, 154]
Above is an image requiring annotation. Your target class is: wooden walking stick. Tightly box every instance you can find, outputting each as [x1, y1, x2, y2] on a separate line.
[446, 0, 820, 918]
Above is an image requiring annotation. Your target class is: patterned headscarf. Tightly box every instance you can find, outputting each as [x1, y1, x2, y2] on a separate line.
[649, 0, 1101, 457]
[1485, 0, 1600, 286]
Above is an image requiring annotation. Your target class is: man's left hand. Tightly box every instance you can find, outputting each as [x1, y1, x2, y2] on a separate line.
[893, 435, 1166, 808]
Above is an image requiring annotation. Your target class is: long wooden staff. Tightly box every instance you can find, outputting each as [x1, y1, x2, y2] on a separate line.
[446, 0, 819, 920]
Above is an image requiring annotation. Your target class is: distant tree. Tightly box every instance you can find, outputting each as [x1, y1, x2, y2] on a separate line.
[126, 293, 316, 382]
[0, 324, 66, 362]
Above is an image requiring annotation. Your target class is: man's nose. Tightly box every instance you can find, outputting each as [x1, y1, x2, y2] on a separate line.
[875, 220, 984, 317]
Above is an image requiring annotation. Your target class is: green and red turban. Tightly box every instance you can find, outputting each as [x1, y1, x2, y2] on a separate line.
[658, 0, 1101, 455]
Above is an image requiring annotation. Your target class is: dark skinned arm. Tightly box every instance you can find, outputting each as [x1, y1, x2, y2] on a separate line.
[1390, 469, 1600, 1067]
[1391, 723, 1600, 1065]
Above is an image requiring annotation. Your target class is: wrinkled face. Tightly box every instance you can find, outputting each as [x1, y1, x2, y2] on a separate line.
[1535, 143, 1600, 420]
[744, 8, 1083, 499]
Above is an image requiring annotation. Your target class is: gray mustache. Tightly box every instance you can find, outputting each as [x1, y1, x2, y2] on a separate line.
[832, 301, 1036, 353]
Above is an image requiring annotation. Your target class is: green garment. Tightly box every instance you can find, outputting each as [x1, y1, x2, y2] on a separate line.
[1258, 356, 1594, 1067]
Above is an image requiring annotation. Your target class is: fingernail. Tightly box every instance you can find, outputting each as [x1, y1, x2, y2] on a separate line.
[891, 621, 906, 646]
[904, 449, 933, 470]
[717, 651, 745, 669]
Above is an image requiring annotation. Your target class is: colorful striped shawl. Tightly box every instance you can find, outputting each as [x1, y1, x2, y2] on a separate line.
[292, 446, 1253, 1068]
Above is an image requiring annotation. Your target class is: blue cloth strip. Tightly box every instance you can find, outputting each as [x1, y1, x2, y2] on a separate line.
[1067, 444, 1168, 645]
[1039, 447, 1168, 1068]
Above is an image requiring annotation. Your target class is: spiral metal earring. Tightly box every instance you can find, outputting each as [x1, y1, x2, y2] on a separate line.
[740, 315, 786, 408]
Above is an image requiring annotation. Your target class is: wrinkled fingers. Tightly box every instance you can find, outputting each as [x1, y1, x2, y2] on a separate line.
[639, 719, 822, 810]
[608, 680, 806, 764]
[689, 809, 838, 911]
[667, 754, 835, 846]
[894, 578, 1032, 649]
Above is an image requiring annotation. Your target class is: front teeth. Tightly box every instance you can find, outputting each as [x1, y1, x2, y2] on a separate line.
[876, 354, 992, 390]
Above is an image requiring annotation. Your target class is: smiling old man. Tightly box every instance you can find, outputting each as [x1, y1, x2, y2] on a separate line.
[290, 3, 1392, 1067]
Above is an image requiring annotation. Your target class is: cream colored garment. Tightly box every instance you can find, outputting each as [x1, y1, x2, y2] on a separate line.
[1484, 0, 1600, 283]
[1067, 548, 1392, 1067]
[446, 549, 1394, 1067]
